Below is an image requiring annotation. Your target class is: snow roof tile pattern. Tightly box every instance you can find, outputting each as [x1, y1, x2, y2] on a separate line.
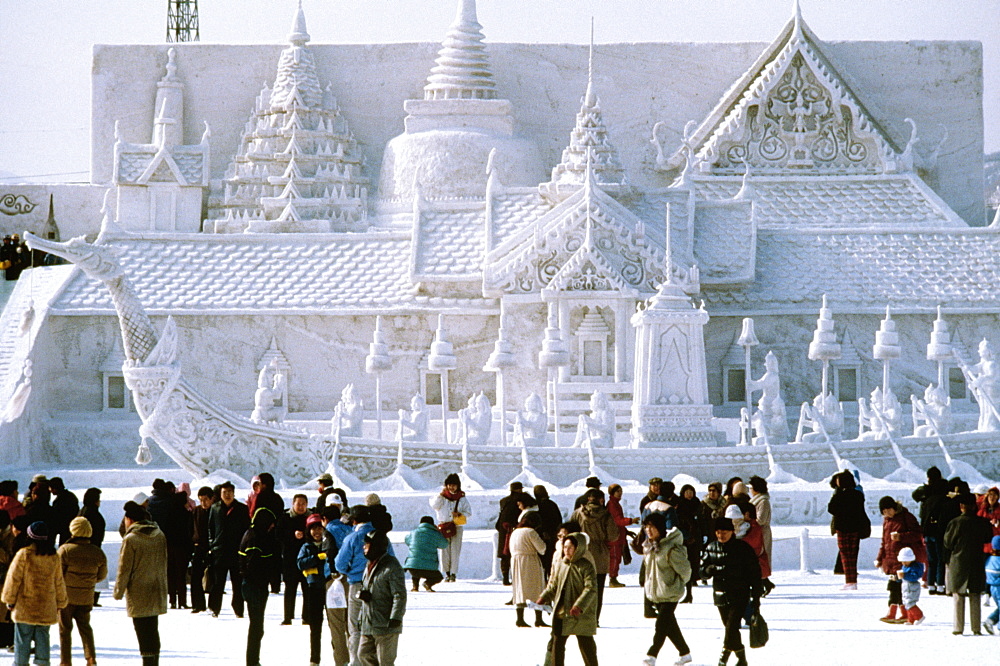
[414, 208, 485, 277]
[52, 236, 419, 313]
[692, 176, 961, 229]
[704, 230, 1000, 311]
[490, 190, 551, 244]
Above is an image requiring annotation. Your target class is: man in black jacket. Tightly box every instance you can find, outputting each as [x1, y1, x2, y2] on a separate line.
[281, 493, 311, 625]
[911, 466, 950, 594]
[48, 477, 79, 546]
[533, 485, 563, 576]
[254, 473, 286, 594]
[701, 517, 762, 666]
[208, 481, 250, 618]
[495, 482, 524, 586]
[190, 486, 214, 613]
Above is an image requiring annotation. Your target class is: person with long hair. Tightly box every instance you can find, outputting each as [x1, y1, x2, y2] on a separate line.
[537, 533, 599, 666]
[239, 507, 280, 666]
[1, 521, 67, 666]
[429, 473, 472, 582]
[827, 470, 870, 590]
[641, 511, 692, 666]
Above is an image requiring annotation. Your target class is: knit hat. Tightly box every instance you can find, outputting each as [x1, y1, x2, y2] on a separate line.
[897, 547, 916, 563]
[715, 517, 735, 532]
[26, 521, 48, 541]
[992, 536, 1000, 551]
[365, 493, 381, 507]
[724, 504, 743, 520]
[306, 513, 323, 528]
[69, 516, 92, 538]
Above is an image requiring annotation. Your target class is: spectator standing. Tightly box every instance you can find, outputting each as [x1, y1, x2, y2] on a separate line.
[978, 487, 1000, 554]
[47, 478, 79, 546]
[700, 517, 761, 666]
[282, 493, 311, 625]
[253, 473, 286, 594]
[148, 479, 193, 609]
[365, 494, 393, 534]
[573, 477, 603, 511]
[315, 474, 337, 513]
[495, 482, 524, 586]
[298, 514, 339, 666]
[189, 486, 214, 614]
[403, 517, 448, 592]
[641, 512, 692, 666]
[0, 480, 25, 522]
[429, 473, 472, 582]
[208, 481, 250, 618]
[911, 466, 950, 595]
[875, 496, 926, 623]
[533, 485, 562, 576]
[57, 516, 107, 666]
[639, 478, 663, 515]
[896, 547, 925, 625]
[358, 531, 406, 666]
[240, 507, 281, 666]
[701, 482, 726, 546]
[606, 484, 637, 589]
[983, 535, 1000, 634]
[747, 476, 773, 596]
[675, 484, 703, 602]
[571, 489, 617, 623]
[24, 485, 54, 544]
[943, 493, 993, 635]
[77, 488, 106, 607]
[510, 512, 548, 628]
[0, 511, 13, 651]
[827, 470, 870, 590]
[537, 532, 599, 666]
[114, 501, 168, 666]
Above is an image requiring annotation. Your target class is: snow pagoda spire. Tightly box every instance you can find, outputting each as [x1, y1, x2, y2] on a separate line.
[423, 0, 497, 101]
[270, 1, 322, 110]
[288, 0, 310, 46]
[152, 48, 184, 148]
[540, 21, 625, 203]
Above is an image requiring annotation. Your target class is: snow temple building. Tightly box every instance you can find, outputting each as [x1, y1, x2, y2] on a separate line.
[0, 1, 996, 467]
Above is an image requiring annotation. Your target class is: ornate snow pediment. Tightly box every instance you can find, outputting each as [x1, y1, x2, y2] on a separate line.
[542, 244, 636, 297]
[669, 8, 901, 176]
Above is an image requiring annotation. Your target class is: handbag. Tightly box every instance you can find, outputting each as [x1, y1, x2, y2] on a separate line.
[453, 499, 467, 526]
[438, 521, 457, 538]
[749, 610, 769, 648]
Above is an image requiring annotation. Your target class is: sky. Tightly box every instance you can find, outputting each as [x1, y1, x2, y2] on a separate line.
[0, 0, 997, 182]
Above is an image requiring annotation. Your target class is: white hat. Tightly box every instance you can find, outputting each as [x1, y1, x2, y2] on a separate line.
[897, 547, 916, 562]
[724, 504, 743, 520]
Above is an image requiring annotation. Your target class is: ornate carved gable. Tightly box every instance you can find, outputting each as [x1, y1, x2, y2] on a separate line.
[680, 9, 901, 175]
[484, 175, 664, 296]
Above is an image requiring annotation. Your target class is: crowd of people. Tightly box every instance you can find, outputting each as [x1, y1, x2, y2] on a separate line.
[0, 468, 998, 666]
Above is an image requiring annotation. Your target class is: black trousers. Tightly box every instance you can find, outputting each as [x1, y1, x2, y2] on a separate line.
[190, 548, 210, 611]
[406, 568, 444, 588]
[717, 595, 749, 652]
[548, 616, 598, 666]
[133, 615, 160, 658]
[167, 542, 190, 607]
[283, 567, 306, 622]
[209, 556, 244, 616]
[648, 601, 689, 658]
[243, 580, 268, 666]
[595, 574, 606, 623]
[303, 584, 326, 664]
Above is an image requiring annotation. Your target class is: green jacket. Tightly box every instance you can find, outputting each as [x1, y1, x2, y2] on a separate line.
[643, 526, 691, 603]
[359, 554, 407, 636]
[539, 532, 598, 636]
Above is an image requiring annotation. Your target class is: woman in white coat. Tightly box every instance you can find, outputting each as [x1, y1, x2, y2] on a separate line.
[510, 511, 548, 628]
[429, 473, 472, 582]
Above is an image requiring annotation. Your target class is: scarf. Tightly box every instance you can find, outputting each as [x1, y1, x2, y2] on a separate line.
[441, 488, 465, 501]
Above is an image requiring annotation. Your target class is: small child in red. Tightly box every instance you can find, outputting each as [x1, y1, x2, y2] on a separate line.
[898, 547, 926, 625]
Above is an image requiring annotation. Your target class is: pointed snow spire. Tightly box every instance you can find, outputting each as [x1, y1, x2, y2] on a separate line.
[734, 160, 755, 200]
[423, 0, 497, 101]
[584, 18, 596, 107]
[152, 48, 184, 148]
[270, 1, 322, 110]
[288, 0, 310, 46]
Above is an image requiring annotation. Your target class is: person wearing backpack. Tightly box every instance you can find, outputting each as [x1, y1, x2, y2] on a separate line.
[641, 512, 692, 666]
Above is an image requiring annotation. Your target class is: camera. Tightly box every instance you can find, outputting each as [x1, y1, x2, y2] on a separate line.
[354, 589, 372, 603]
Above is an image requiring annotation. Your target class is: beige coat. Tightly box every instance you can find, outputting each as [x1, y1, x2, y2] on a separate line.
[571, 504, 617, 575]
[113, 520, 168, 618]
[643, 527, 691, 603]
[510, 527, 546, 605]
[58, 538, 108, 606]
[539, 533, 598, 636]
[1, 544, 67, 625]
[749, 492, 772, 564]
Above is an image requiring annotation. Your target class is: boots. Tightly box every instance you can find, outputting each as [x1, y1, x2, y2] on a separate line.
[515, 606, 530, 627]
[142, 657, 158, 666]
[718, 649, 731, 666]
[680, 582, 693, 604]
[733, 649, 748, 666]
[502, 572, 511, 586]
[608, 577, 625, 588]
[534, 609, 549, 627]
[880, 604, 905, 624]
[93, 591, 101, 607]
[906, 605, 924, 625]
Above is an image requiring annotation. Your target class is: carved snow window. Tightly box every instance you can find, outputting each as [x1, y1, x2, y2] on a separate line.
[573, 308, 612, 379]
[725, 368, 747, 404]
[103, 373, 132, 412]
[150, 186, 177, 231]
[834, 368, 858, 403]
[948, 367, 969, 401]
[423, 372, 442, 406]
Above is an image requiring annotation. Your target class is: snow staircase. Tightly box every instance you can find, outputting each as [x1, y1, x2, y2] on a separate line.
[552, 380, 633, 431]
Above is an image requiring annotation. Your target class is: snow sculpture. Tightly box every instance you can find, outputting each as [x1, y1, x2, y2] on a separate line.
[332, 383, 363, 437]
[574, 391, 615, 449]
[911, 384, 951, 437]
[748, 351, 789, 446]
[926, 306, 954, 391]
[250, 359, 286, 424]
[858, 386, 901, 440]
[796, 392, 843, 443]
[457, 392, 492, 446]
[514, 393, 548, 447]
[427, 314, 458, 443]
[483, 309, 516, 445]
[962, 339, 1000, 432]
[397, 393, 429, 442]
[365, 316, 393, 439]
[537, 306, 570, 446]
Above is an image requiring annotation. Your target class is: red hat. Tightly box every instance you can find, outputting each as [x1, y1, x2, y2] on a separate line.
[306, 513, 323, 528]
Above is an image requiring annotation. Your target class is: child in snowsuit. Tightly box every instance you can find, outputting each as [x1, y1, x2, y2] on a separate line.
[984, 535, 1000, 634]
[897, 547, 925, 625]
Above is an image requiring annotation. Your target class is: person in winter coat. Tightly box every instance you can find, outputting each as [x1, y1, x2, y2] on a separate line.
[875, 497, 926, 623]
[47, 478, 79, 546]
[675, 484, 702, 602]
[725, 504, 770, 581]
[827, 469, 870, 589]
[57, 516, 107, 666]
[606, 484, 637, 589]
[495, 482, 524, 586]
[978, 487, 1000, 554]
[282, 493, 312, 625]
[700, 517, 761, 666]
[1, 521, 67, 666]
[147, 479, 193, 609]
[511, 511, 548, 628]
[570, 489, 617, 624]
[358, 530, 406, 666]
[240, 507, 280, 666]
[537, 532, 599, 666]
[896, 547, 926, 625]
[402, 517, 449, 592]
[253, 473, 286, 594]
[983, 535, 1000, 635]
[911, 466, 951, 594]
[0, 480, 25, 523]
[534, 485, 563, 576]
[641, 511, 692, 666]
[189, 486, 214, 614]
[701, 482, 726, 546]
[365, 494, 393, 534]
[208, 481, 251, 618]
[428, 473, 472, 582]
[747, 477, 773, 596]
[943, 493, 993, 635]
[639, 478, 663, 515]
[298, 513, 339, 666]
[0, 511, 14, 651]
[114, 501, 168, 666]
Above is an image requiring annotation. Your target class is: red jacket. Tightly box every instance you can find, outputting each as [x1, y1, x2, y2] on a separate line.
[606, 496, 631, 546]
[739, 519, 771, 579]
[977, 497, 1000, 553]
[876, 506, 926, 574]
[0, 496, 25, 521]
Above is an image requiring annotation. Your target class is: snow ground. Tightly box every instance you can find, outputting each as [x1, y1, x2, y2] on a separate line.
[48, 568, 995, 665]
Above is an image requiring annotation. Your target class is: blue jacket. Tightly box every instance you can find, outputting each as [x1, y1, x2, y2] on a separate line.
[334, 522, 396, 584]
[297, 534, 335, 587]
[986, 554, 1000, 587]
[326, 520, 353, 551]
[901, 561, 925, 583]
[403, 523, 449, 571]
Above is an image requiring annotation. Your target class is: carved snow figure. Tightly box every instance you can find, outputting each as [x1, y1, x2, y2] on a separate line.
[458, 392, 492, 446]
[573, 391, 615, 449]
[964, 339, 1000, 432]
[911, 384, 952, 437]
[250, 360, 286, 424]
[857, 386, 901, 440]
[747, 351, 789, 446]
[397, 393, 429, 442]
[796, 392, 843, 443]
[332, 383, 363, 437]
[514, 392, 548, 447]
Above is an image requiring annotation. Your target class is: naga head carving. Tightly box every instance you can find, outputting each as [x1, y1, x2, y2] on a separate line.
[24, 232, 124, 280]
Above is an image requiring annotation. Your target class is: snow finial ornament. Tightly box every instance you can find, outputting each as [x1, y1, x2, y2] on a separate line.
[734, 159, 755, 200]
[162, 48, 178, 83]
[423, 0, 497, 101]
[288, 0, 310, 46]
[791, 0, 805, 40]
[585, 17, 596, 107]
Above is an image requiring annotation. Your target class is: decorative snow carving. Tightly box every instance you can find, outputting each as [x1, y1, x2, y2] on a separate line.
[457, 392, 492, 446]
[911, 384, 951, 437]
[397, 393, 429, 442]
[514, 393, 548, 447]
[573, 391, 615, 449]
[960, 339, 1000, 432]
[795, 392, 843, 443]
[250, 359, 287, 424]
[332, 383, 363, 437]
[858, 386, 901, 440]
[748, 351, 789, 446]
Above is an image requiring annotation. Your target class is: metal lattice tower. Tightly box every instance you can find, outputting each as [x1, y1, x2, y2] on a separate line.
[166, 0, 200, 43]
